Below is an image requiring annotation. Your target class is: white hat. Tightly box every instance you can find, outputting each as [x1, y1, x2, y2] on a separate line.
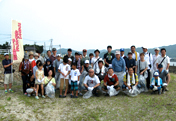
[142, 46, 147, 49]
[34, 53, 39, 57]
[57, 54, 61, 57]
[115, 51, 120, 55]
[85, 60, 89, 64]
[68, 58, 72, 62]
[153, 71, 159, 77]
[154, 47, 160, 51]
[4, 53, 9, 56]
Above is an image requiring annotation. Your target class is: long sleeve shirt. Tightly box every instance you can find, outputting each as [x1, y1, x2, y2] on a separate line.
[112, 57, 126, 72]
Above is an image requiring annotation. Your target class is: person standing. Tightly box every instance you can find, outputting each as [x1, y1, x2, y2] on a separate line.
[36, 50, 45, 64]
[120, 48, 127, 59]
[92, 49, 101, 70]
[89, 53, 94, 65]
[131, 45, 140, 63]
[125, 52, 136, 72]
[153, 48, 160, 72]
[43, 59, 54, 77]
[2, 53, 14, 94]
[103, 45, 115, 68]
[81, 49, 89, 67]
[44, 50, 51, 62]
[64, 48, 74, 61]
[142, 46, 153, 89]
[49, 48, 57, 64]
[73, 52, 81, 72]
[28, 51, 36, 69]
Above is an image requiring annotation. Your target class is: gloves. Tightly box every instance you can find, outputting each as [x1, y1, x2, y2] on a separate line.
[41, 78, 44, 82]
[107, 86, 110, 90]
[77, 81, 79, 85]
[37, 79, 41, 83]
[109, 64, 112, 67]
[110, 85, 114, 88]
[88, 87, 94, 91]
[153, 86, 158, 91]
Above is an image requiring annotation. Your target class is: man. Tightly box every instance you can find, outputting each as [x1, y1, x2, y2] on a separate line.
[112, 51, 126, 86]
[150, 71, 162, 95]
[53, 54, 63, 89]
[122, 67, 139, 90]
[73, 52, 81, 72]
[44, 50, 51, 62]
[131, 45, 140, 63]
[79, 60, 92, 95]
[142, 46, 153, 89]
[158, 64, 170, 93]
[81, 49, 89, 67]
[103, 45, 115, 68]
[2, 53, 14, 93]
[91, 49, 101, 70]
[153, 48, 160, 72]
[64, 48, 74, 62]
[36, 50, 44, 64]
[49, 48, 57, 64]
[156, 48, 170, 73]
[94, 59, 107, 81]
[120, 48, 127, 59]
[89, 53, 94, 64]
[125, 52, 136, 72]
[83, 69, 101, 97]
[103, 68, 120, 95]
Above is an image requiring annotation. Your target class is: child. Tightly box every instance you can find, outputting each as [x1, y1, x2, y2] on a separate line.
[150, 71, 163, 95]
[26, 74, 36, 97]
[58, 57, 71, 98]
[69, 63, 81, 98]
[35, 63, 45, 99]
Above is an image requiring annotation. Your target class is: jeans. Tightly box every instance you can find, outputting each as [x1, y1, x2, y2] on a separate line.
[150, 85, 161, 90]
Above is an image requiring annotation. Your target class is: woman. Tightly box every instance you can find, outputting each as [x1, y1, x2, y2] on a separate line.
[19, 54, 31, 95]
[44, 59, 55, 77]
[44, 70, 56, 97]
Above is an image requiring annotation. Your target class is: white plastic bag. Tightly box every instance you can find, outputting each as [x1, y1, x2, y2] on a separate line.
[123, 86, 140, 97]
[114, 72, 125, 88]
[107, 86, 120, 97]
[45, 83, 55, 98]
[138, 75, 148, 93]
[26, 88, 34, 94]
[83, 90, 93, 99]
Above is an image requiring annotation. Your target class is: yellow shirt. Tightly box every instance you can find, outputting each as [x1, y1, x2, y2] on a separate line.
[123, 73, 138, 84]
[44, 77, 56, 85]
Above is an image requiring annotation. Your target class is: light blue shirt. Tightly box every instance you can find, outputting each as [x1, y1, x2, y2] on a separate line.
[112, 57, 126, 72]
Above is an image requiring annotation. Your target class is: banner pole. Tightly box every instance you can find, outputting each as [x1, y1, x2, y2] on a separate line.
[11, 19, 13, 85]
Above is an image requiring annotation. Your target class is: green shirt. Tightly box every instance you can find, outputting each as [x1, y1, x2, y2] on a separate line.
[44, 76, 56, 85]
[81, 55, 89, 66]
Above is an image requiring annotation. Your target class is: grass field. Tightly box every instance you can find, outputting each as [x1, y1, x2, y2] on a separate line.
[0, 74, 176, 121]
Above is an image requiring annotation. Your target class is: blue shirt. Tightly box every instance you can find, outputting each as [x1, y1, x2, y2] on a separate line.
[151, 77, 163, 87]
[2, 59, 12, 74]
[112, 57, 126, 72]
[125, 58, 136, 69]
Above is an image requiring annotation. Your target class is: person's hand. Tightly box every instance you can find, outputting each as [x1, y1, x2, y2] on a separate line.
[140, 72, 143, 75]
[77, 81, 79, 85]
[107, 86, 110, 90]
[37, 79, 41, 83]
[52, 83, 55, 86]
[91, 87, 94, 91]
[166, 70, 169, 73]
[62, 73, 65, 77]
[128, 86, 131, 89]
[88, 87, 91, 91]
[10, 62, 13, 65]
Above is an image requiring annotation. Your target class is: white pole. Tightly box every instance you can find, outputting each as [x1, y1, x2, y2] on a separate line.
[11, 19, 13, 85]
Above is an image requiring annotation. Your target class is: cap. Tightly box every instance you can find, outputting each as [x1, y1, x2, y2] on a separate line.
[83, 49, 87, 52]
[153, 71, 159, 77]
[29, 51, 34, 56]
[85, 60, 89, 64]
[52, 48, 56, 51]
[155, 47, 160, 51]
[56, 54, 61, 57]
[158, 64, 163, 68]
[75, 52, 79, 55]
[115, 51, 120, 55]
[4, 53, 9, 56]
[67, 48, 72, 52]
[24, 54, 29, 59]
[34, 53, 39, 57]
[120, 48, 124, 52]
[68, 58, 72, 62]
[142, 46, 147, 49]
[94, 49, 100, 54]
[128, 51, 132, 54]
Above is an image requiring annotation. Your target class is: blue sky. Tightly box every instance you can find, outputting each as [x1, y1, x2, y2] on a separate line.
[0, 0, 176, 51]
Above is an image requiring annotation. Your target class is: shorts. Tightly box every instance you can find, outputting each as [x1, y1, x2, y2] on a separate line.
[103, 85, 120, 90]
[71, 81, 78, 91]
[4, 73, 13, 84]
[60, 78, 69, 90]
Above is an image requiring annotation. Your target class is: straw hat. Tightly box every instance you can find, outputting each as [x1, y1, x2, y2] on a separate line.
[29, 51, 34, 56]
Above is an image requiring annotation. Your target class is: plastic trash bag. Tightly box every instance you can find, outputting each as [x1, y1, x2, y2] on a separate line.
[45, 83, 55, 98]
[123, 86, 140, 97]
[26, 88, 34, 93]
[83, 90, 93, 99]
[114, 72, 125, 88]
[107, 87, 120, 97]
[137, 75, 148, 93]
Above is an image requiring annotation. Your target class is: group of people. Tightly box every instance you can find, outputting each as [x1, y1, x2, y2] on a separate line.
[2, 45, 170, 99]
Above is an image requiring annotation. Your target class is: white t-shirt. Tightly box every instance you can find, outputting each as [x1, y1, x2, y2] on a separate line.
[83, 75, 100, 87]
[153, 54, 160, 71]
[70, 69, 81, 81]
[58, 63, 71, 79]
[91, 56, 100, 70]
[156, 55, 170, 71]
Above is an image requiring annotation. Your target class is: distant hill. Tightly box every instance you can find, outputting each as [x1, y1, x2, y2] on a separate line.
[43, 44, 176, 59]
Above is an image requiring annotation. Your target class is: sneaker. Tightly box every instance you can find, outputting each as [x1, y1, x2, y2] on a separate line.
[74, 96, 78, 98]
[42, 95, 45, 98]
[9, 90, 14, 93]
[79, 92, 83, 96]
[28, 94, 31, 97]
[59, 95, 62, 98]
[5, 90, 8, 94]
[70, 95, 74, 98]
[38, 94, 41, 97]
[24, 93, 27, 95]
[35, 96, 39, 99]
[63, 95, 66, 98]
[94, 93, 100, 97]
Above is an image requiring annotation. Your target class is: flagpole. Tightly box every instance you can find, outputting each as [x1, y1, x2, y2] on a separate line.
[11, 19, 13, 85]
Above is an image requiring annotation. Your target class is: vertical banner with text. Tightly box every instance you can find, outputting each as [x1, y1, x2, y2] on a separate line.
[11, 20, 24, 63]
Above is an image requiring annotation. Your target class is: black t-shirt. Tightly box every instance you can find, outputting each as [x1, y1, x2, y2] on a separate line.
[103, 52, 115, 67]
[27, 80, 35, 88]
[64, 55, 74, 62]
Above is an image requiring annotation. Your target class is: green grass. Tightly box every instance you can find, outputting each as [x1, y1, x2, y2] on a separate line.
[0, 73, 176, 120]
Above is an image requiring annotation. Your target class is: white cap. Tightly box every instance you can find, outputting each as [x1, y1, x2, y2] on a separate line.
[57, 54, 61, 57]
[153, 71, 159, 77]
[98, 58, 103, 62]
[154, 47, 160, 51]
[115, 51, 120, 55]
[34, 53, 39, 57]
[85, 60, 89, 64]
[4, 53, 9, 56]
[68, 58, 72, 62]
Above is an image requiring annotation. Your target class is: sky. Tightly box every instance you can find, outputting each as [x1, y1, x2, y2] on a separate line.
[0, 0, 176, 51]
